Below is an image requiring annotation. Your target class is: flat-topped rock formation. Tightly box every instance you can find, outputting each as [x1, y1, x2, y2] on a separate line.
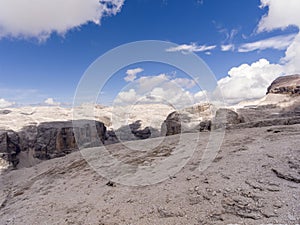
[267, 74, 300, 95]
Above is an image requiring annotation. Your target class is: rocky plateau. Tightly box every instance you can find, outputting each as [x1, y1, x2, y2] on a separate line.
[0, 75, 299, 224]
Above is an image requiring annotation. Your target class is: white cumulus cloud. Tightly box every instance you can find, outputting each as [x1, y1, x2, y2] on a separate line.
[238, 34, 296, 53]
[124, 68, 144, 82]
[44, 98, 60, 106]
[217, 59, 284, 104]
[0, 0, 125, 41]
[194, 90, 208, 103]
[115, 89, 139, 103]
[0, 98, 15, 108]
[258, 0, 300, 32]
[114, 74, 197, 108]
[283, 34, 300, 73]
[218, 0, 300, 104]
[166, 43, 216, 54]
[258, 0, 300, 74]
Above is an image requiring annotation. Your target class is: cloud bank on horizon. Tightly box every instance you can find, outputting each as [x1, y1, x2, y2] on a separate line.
[0, 0, 124, 41]
[44, 98, 60, 106]
[0, 98, 15, 108]
[115, 73, 205, 109]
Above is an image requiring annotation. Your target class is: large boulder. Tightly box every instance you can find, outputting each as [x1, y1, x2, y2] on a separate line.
[213, 108, 244, 129]
[215, 108, 244, 125]
[267, 74, 300, 95]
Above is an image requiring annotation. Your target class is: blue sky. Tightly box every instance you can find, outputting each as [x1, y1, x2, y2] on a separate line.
[0, 0, 299, 106]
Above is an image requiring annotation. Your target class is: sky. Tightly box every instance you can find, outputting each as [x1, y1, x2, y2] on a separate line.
[0, 0, 300, 107]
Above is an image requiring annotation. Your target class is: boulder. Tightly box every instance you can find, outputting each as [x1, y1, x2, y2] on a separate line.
[267, 74, 300, 95]
[199, 120, 212, 132]
[215, 108, 244, 125]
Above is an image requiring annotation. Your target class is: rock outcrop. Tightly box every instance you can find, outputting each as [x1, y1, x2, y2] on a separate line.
[161, 103, 214, 136]
[161, 105, 248, 136]
[214, 108, 244, 127]
[234, 101, 300, 129]
[267, 74, 300, 95]
[161, 112, 181, 136]
[0, 120, 106, 168]
[109, 120, 159, 143]
[0, 130, 20, 167]
[129, 120, 152, 139]
[32, 120, 106, 160]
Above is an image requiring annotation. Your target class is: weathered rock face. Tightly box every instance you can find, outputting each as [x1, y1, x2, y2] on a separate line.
[34, 120, 106, 160]
[199, 120, 212, 132]
[267, 74, 300, 95]
[161, 104, 215, 136]
[33, 122, 76, 160]
[0, 130, 20, 167]
[109, 120, 159, 143]
[161, 112, 181, 136]
[129, 120, 152, 139]
[0, 120, 106, 167]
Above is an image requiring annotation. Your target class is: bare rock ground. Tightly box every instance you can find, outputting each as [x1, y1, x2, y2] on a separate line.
[0, 124, 299, 224]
